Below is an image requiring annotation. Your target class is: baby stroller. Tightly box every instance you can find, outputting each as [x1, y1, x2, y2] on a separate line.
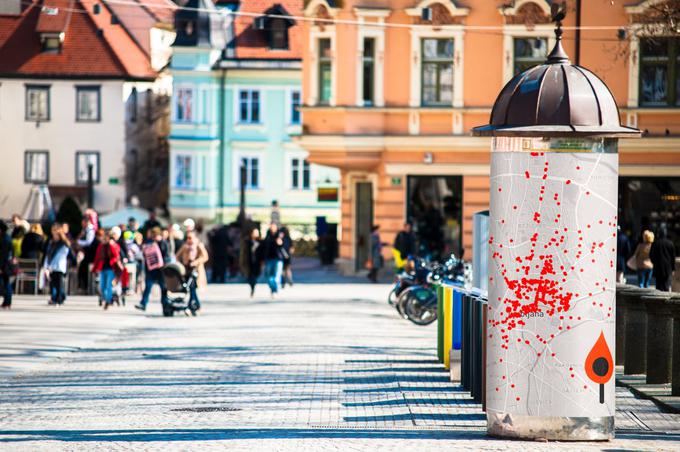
[161, 262, 199, 317]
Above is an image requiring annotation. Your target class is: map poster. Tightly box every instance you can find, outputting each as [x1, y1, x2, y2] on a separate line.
[486, 137, 617, 427]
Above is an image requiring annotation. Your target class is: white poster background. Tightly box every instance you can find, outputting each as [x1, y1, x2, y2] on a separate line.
[486, 141, 617, 418]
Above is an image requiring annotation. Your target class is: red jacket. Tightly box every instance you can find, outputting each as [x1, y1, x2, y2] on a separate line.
[92, 241, 122, 274]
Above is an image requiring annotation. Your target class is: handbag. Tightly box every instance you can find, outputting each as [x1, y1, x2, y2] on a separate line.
[626, 255, 637, 271]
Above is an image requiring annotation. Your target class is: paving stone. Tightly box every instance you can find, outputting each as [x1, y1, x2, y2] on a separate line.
[0, 283, 678, 451]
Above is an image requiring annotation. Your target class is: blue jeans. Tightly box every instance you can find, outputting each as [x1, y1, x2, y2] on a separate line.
[637, 268, 653, 288]
[49, 271, 66, 304]
[140, 270, 168, 309]
[99, 269, 116, 304]
[264, 259, 283, 294]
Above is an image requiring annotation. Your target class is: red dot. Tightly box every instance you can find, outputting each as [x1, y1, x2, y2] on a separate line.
[516, 397, 521, 401]
[566, 180, 571, 185]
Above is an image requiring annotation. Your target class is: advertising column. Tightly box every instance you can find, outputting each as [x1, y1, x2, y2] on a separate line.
[486, 136, 617, 440]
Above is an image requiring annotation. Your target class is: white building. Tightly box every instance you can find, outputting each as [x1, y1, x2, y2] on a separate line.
[0, 0, 175, 218]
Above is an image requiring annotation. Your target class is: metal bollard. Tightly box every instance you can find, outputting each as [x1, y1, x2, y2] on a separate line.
[482, 298, 488, 411]
[642, 291, 673, 384]
[461, 294, 471, 391]
[471, 296, 480, 402]
[670, 295, 680, 396]
[473, 296, 485, 404]
[437, 284, 444, 364]
[444, 286, 453, 370]
[624, 288, 651, 375]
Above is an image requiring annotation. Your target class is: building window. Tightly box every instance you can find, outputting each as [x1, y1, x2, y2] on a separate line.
[174, 155, 193, 188]
[76, 86, 101, 121]
[41, 34, 61, 53]
[363, 38, 375, 106]
[24, 151, 49, 184]
[239, 90, 260, 123]
[239, 157, 259, 189]
[176, 87, 193, 122]
[421, 38, 454, 106]
[75, 151, 100, 185]
[318, 38, 332, 105]
[513, 37, 548, 75]
[291, 158, 310, 190]
[291, 90, 301, 124]
[269, 18, 289, 50]
[129, 88, 138, 122]
[640, 38, 680, 107]
[25, 85, 50, 121]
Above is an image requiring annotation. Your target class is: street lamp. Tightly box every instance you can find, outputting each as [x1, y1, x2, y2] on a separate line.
[472, 10, 639, 441]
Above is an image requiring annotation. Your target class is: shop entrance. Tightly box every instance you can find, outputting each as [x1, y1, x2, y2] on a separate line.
[619, 177, 680, 249]
[355, 182, 373, 271]
[407, 175, 462, 260]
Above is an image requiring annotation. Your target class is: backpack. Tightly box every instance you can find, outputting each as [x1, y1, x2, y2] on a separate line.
[142, 242, 164, 271]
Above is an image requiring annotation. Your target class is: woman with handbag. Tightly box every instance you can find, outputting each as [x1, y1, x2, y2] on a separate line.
[43, 223, 72, 306]
[630, 230, 654, 288]
[92, 230, 123, 309]
[175, 230, 209, 313]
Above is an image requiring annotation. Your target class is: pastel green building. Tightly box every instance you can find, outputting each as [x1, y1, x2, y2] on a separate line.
[168, 0, 339, 227]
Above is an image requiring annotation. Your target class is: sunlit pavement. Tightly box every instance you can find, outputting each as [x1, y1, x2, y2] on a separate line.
[0, 281, 679, 451]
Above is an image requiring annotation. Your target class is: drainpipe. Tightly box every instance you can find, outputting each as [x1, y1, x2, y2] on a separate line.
[575, 0, 581, 66]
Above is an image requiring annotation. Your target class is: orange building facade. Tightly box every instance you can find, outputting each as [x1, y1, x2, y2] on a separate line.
[296, 0, 680, 272]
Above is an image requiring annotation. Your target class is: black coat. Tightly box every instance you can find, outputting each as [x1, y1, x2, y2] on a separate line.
[394, 231, 416, 258]
[242, 238, 262, 278]
[0, 233, 12, 274]
[262, 233, 285, 261]
[650, 237, 676, 280]
[21, 232, 44, 260]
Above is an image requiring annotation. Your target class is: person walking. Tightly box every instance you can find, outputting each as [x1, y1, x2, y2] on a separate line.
[241, 228, 262, 298]
[77, 215, 97, 291]
[368, 225, 385, 283]
[43, 224, 72, 306]
[92, 230, 123, 309]
[393, 222, 416, 270]
[270, 200, 281, 228]
[0, 221, 14, 309]
[650, 225, 677, 292]
[21, 224, 45, 260]
[208, 224, 230, 284]
[280, 227, 294, 288]
[135, 227, 170, 312]
[632, 230, 654, 288]
[262, 223, 285, 298]
[175, 230, 209, 313]
[616, 226, 632, 284]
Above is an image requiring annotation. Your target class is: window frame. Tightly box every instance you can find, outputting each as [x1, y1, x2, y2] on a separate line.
[290, 89, 301, 125]
[240, 156, 260, 190]
[318, 38, 332, 105]
[175, 85, 194, 123]
[173, 154, 193, 189]
[24, 150, 49, 184]
[269, 18, 289, 50]
[238, 89, 261, 124]
[25, 84, 50, 122]
[362, 37, 376, 106]
[129, 87, 138, 123]
[75, 151, 101, 185]
[512, 37, 549, 76]
[639, 37, 680, 107]
[420, 38, 455, 107]
[290, 157, 311, 190]
[75, 85, 101, 122]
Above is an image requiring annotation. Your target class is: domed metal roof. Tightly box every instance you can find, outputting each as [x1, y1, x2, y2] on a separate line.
[472, 26, 640, 138]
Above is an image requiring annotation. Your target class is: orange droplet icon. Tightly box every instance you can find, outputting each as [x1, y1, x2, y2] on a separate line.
[584, 331, 613, 404]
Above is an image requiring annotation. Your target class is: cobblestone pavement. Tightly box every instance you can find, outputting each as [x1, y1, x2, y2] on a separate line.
[0, 284, 679, 451]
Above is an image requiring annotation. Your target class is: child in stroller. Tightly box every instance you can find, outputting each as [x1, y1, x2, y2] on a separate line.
[161, 262, 199, 316]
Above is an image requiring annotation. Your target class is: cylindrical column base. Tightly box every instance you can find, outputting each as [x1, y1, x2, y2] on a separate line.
[487, 412, 614, 441]
[670, 298, 680, 396]
[615, 284, 629, 365]
[644, 293, 673, 384]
